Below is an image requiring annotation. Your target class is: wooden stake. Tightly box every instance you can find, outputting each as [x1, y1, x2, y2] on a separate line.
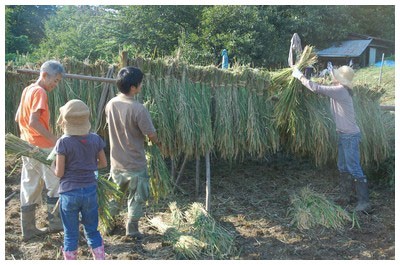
[120, 50, 128, 67]
[195, 155, 200, 199]
[379, 53, 385, 85]
[205, 151, 211, 212]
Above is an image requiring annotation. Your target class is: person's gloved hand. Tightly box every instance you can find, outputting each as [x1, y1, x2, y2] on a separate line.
[292, 68, 303, 79]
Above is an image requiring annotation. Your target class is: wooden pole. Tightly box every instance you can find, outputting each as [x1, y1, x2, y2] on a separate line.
[205, 151, 211, 212]
[380, 105, 395, 111]
[170, 156, 176, 183]
[17, 69, 117, 84]
[174, 154, 189, 187]
[120, 50, 128, 67]
[195, 155, 200, 199]
[379, 53, 385, 85]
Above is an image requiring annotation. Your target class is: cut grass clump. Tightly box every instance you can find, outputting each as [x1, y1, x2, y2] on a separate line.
[288, 186, 354, 231]
[148, 202, 236, 259]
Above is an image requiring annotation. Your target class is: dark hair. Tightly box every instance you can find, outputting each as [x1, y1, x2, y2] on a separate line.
[116, 67, 144, 94]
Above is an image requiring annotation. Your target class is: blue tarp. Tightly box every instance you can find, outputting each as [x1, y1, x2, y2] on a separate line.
[221, 49, 229, 69]
[374, 60, 395, 67]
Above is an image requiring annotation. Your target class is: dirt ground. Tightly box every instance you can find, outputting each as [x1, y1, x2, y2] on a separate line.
[4, 154, 395, 260]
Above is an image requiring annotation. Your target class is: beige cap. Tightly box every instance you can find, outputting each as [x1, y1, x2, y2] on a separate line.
[57, 99, 91, 135]
[333, 65, 354, 88]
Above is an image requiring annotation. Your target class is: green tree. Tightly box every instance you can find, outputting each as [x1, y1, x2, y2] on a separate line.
[35, 6, 119, 62]
[346, 5, 395, 41]
[114, 6, 205, 58]
[13, 5, 395, 68]
[6, 5, 56, 56]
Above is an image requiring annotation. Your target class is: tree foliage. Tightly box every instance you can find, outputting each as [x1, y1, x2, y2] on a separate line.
[6, 5, 395, 68]
[35, 6, 119, 62]
[6, 5, 56, 56]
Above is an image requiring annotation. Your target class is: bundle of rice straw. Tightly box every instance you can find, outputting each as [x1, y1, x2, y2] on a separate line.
[288, 186, 353, 231]
[146, 143, 173, 202]
[148, 202, 236, 259]
[271, 46, 338, 166]
[5, 133, 51, 165]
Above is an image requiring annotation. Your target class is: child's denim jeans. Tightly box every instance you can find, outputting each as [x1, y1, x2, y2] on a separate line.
[59, 184, 103, 251]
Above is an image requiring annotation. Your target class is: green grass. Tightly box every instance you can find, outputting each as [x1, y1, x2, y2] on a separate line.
[353, 66, 395, 105]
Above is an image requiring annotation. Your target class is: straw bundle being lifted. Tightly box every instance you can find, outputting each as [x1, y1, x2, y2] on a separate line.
[271, 46, 338, 166]
[271, 46, 388, 167]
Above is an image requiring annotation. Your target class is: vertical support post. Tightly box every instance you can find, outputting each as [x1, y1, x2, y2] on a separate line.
[205, 151, 211, 212]
[170, 156, 175, 183]
[120, 50, 128, 68]
[195, 155, 200, 199]
[379, 53, 385, 85]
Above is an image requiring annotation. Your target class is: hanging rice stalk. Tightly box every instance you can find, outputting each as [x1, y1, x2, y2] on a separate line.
[353, 85, 389, 166]
[288, 186, 353, 231]
[146, 143, 173, 202]
[143, 74, 180, 158]
[246, 91, 270, 157]
[189, 81, 213, 157]
[213, 85, 236, 159]
[7, 56, 389, 170]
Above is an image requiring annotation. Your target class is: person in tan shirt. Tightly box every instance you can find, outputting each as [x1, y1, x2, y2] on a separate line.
[105, 66, 160, 239]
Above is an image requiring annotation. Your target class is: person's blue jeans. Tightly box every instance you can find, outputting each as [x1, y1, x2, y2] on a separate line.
[59, 185, 102, 251]
[337, 132, 365, 180]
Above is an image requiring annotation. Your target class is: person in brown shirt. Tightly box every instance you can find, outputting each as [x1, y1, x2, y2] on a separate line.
[105, 66, 160, 239]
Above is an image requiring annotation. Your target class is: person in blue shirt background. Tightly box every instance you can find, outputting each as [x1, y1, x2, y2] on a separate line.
[222, 49, 229, 69]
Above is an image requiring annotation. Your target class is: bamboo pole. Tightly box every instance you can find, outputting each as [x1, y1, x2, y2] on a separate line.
[205, 151, 211, 212]
[195, 155, 200, 199]
[380, 105, 395, 111]
[5, 191, 17, 205]
[170, 156, 175, 183]
[379, 53, 385, 85]
[95, 66, 115, 132]
[174, 154, 189, 187]
[17, 69, 117, 84]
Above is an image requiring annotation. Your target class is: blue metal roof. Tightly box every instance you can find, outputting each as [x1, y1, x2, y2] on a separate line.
[317, 39, 372, 58]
